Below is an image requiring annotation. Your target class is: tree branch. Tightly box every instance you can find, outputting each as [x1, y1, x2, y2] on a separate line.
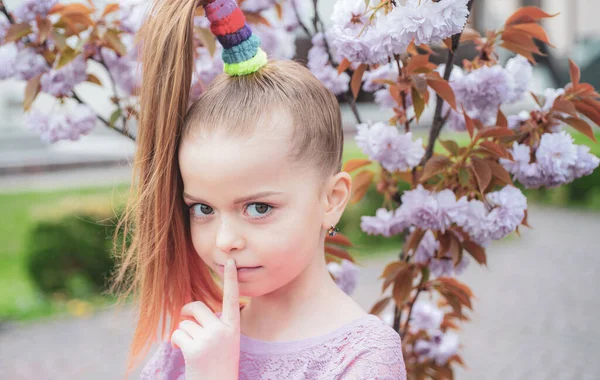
[312, 0, 363, 124]
[72, 91, 136, 141]
[422, 0, 475, 163]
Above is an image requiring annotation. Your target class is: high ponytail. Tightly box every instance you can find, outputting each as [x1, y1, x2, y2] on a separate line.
[108, 0, 223, 376]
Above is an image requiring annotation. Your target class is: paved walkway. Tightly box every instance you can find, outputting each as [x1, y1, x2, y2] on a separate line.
[1, 205, 599, 379]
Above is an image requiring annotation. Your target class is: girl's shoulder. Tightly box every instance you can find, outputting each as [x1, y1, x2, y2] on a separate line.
[139, 341, 185, 380]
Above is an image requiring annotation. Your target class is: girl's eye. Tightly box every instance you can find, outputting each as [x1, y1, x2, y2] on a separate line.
[191, 203, 213, 217]
[246, 203, 272, 218]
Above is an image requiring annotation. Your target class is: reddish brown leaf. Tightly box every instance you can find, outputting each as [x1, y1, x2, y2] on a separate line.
[575, 101, 600, 128]
[351, 63, 368, 100]
[438, 232, 451, 259]
[471, 156, 492, 193]
[326, 233, 353, 248]
[392, 266, 415, 307]
[56, 3, 94, 16]
[511, 23, 553, 46]
[560, 116, 598, 143]
[462, 240, 487, 266]
[381, 261, 406, 293]
[499, 41, 536, 64]
[496, 108, 508, 128]
[434, 277, 474, 310]
[343, 158, 372, 173]
[427, 73, 457, 110]
[502, 29, 544, 55]
[369, 296, 392, 316]
[86, 73, 102, 86]
[37, 18, 52, 44]
[463, 110, 474, 138]
[325, 245, 355, 263]
[569, 59, 581, 87]
[24, 74, 42, 111]
[64, 12, 95, 28]
[350, 170, 374, 204]
[476, 126, 515, 140]
[5, 23, 32, 42]
[405, 54, 431, 75]
[479, 141, 508, 159]
[381, 261, 405, 280]
[405, 228, 426, 256]
[448, 233, 462, 266]
[274, 3, 283, 19]
[337, 58, 351, 75]
[104, 29, 127, 56]
[420, 155, 452, 182]
[553, 97, 578, 116]
[505, 6, 558, 26]
[102, 3, 120, 17]
[488, 160, 514, 185]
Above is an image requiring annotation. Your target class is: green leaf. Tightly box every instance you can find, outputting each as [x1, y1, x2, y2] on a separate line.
[109, 109, 122, 127]
[440, 140, 459, 156]
[412, 86, 425, 123]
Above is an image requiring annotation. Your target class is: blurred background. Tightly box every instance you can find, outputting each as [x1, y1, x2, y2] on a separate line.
[1, 0, 599, 379]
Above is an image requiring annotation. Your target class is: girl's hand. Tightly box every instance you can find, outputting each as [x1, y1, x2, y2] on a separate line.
[171, 258, 241, 380]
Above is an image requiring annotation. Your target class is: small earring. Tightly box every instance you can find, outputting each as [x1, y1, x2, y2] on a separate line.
[328, 225, 339, 237]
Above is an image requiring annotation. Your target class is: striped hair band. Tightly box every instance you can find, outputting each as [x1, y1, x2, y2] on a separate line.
[202, 0, 268, 76]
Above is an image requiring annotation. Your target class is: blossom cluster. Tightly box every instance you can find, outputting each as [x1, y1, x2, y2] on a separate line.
[443, 55, 533, 131]
[501, 131, 600, 189]
[307, 33, 351, 95]
[0, 43, 49, 81]
[412, 230, 470, 277]
[99, 46, 141, 96]
[355, 121, 425, 172]
[24, 104, 97, 143]
[330, 0, 470, 65]
[410, 301, 460, 365]
[327, 259, 360, 295]
[361, 185, 527, 269]
[40, 55, 88, 97]
[13, 0, 58, 23]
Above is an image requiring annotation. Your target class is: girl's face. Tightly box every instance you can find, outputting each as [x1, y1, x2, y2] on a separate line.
[178, 112, 328, 297]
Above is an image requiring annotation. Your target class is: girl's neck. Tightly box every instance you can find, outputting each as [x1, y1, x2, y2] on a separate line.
[239, 259, 366, 342]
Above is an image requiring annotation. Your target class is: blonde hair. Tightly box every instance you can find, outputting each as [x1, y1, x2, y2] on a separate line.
[107, 0, 344, 376]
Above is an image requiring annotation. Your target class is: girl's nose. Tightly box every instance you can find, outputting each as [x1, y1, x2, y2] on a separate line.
[215, 218, 245, 252]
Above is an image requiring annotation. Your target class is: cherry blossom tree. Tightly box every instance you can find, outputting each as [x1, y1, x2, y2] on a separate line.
[2, 0, 599, 378]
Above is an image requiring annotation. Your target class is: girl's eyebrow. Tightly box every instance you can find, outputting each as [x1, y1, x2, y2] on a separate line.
[182, 191, 283, 205]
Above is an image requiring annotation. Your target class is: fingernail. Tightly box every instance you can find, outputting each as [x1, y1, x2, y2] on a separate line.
[227, 258, 235, 267]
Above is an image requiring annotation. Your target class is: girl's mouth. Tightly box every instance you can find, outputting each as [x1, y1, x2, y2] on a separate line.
[216, 264, 263, 279]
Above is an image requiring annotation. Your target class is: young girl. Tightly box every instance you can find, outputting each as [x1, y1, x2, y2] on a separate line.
[110, 0, 406, 378]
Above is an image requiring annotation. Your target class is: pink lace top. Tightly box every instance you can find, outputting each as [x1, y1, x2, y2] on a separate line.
[140, 313, 406, 379]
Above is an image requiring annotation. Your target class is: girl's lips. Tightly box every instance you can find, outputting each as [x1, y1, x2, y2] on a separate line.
[216, 264, 263, 278]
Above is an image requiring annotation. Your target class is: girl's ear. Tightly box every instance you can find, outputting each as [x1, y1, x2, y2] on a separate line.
[322, 171, 352, 230]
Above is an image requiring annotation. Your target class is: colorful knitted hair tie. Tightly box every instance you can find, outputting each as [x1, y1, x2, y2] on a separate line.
[201, 0, 267, 76]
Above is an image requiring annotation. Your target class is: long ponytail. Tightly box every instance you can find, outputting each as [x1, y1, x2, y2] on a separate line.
[108, 0, 223, 376]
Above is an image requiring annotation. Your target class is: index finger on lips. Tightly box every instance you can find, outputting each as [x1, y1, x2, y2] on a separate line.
[221, 258, 240, 328]
[180, 301, 220, 327]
